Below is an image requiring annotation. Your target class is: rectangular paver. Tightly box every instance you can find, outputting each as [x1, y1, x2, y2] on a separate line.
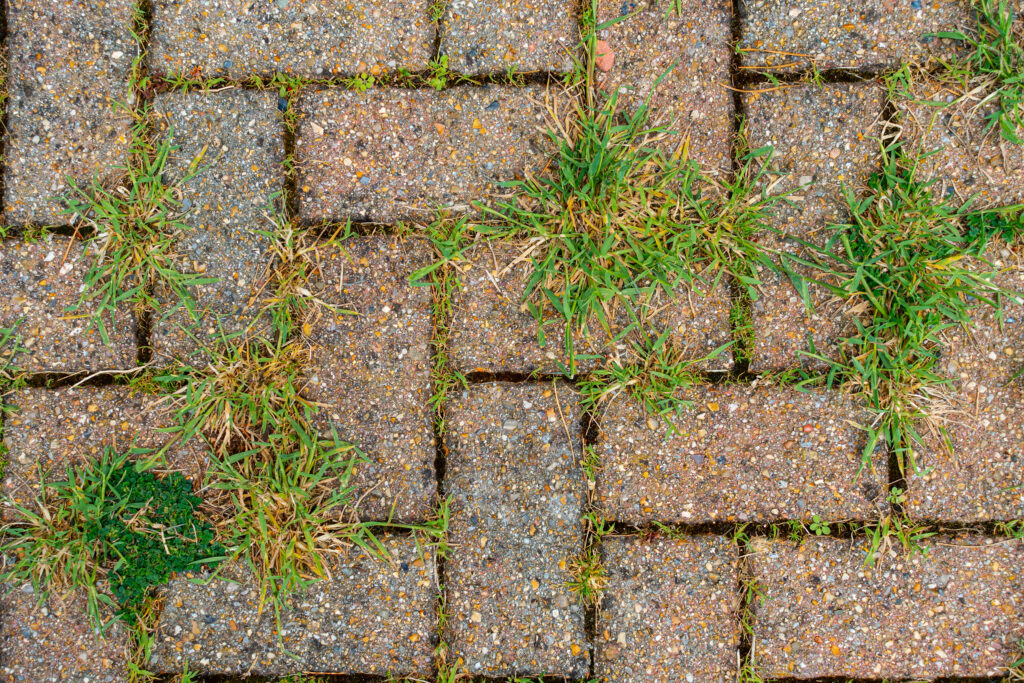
[444, 381, 588, 677]
[597, 0, 734, 174]
[906, 246, 1024, 521]
[448, 241, 734, 375]
[149, 89, 284, 363]
[595, 384, 888, 523]
[2, 386, 206, 518]
[3, 0, 134, 226]
[743, 83, 884, 372]
[596, 534, 740, 683]
[0, 235, 136, 372]
[149, 0, 435, 79]
[0, 577, 128, 682]
[749, 535, 1024, 679]
[306, 236, 436, 521]
[738, 0, 970, 72]
[149, 537, 436, 677]
[296, 86, 555, 223]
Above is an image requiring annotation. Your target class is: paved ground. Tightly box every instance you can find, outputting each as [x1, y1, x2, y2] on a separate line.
[1, 1, 1023, 682]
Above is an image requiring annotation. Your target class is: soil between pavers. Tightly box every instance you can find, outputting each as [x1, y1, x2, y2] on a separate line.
[149, 536, 437, 677]
[306, 235, 436, 522]
[596, 534, 740, 683]
[0, 234, 136, 372]
[749, 535, 1024, 679]
[595, 383, 888, 524]
[443, 381, 589, 677]
[148, 0, 435, 80]
[2, 0, 134, 228]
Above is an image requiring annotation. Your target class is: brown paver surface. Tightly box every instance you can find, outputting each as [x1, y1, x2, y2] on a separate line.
[296, 86, 555, 223]
[595, 383, 887, 523]
[149, 0, 436, 79]
[3, 0, 134, 227]
[443, 381, 588, 677]
[749, 535, 1024, 679]
[306, 235, 436, 521]
[149, 537, 436, 677]
[596, 534, 740, 682]
[440, 0, 578, 74]
[0, 235, 136, 372]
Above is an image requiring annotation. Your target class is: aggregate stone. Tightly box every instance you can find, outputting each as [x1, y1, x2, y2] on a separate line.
[149, 537, 436, 677]
[1, 386, 208, 519]
[148, 89, 284, 363]
[0, 576, 128, 682]
[444, 381, 588, 677]
[305, 236, 436, 522]
[595, 383, 887, 523]
[448, 241, 734, 375]
[440, 0, 578, 74]
[596, 0, 734, 174]
[149, 0, 435, 79]
[749, 535, 1024, 679]
[296, 85, 556, 223]
[0, 235, 136, 372]
[738, 0, 971, 72]
[743, 83, 884, 372]
[906, 244, 1024, 521]
[596, 534, 740, 682]
[2, 0, 134, 227]
[896, 77, 1024, 209]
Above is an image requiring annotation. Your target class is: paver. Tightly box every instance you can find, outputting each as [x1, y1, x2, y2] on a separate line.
[1, 386, 207, 518]
[148, 0, 435, 79]
[749, 535, 1024, 679]
[738, 0, 970, 72]
[448, 241, 734, 375]
[440, 0, 578, 75]
[296, 85, 556, 223]
[0, 235, 136, 372]
[743, 83, 884, 372]
[596, 0, 734, 174]
[896, 78, 1024, 210]
[305, 236, 436, 521]
[0, 577, 128, 682]
[444, 381, 588, 677]
[596, 383, 887, 523]
[906, 245, 1024, 521]
[148, 89, 284, 363]
[149, 537, 436, 677]
[596, 534, 739, 682]
[3, 0, 134, 226]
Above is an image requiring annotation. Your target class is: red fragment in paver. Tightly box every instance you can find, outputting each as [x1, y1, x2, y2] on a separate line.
[595, 39, 615, 71]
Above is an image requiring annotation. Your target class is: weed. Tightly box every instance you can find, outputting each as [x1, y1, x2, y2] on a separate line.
[886, 486, 908, 506]
[428, 0, 446, 22]
[729, 297, 756, 366]
[581, 444, 600, 482]
[1006, 640, 1024, 681]
[0, 448, 223, 627]
[344, 73, 375, 92]
[567, 548, 607, 606]
[427, 55, 451, 91]
[861, 515, 936, 568]
[808, 514, 831, 536]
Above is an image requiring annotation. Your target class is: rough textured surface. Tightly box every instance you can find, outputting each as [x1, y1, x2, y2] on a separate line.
[596, 0, 734, 174]
[907, 244, 1024, 521]
[448, 242, 734, 375]
[3, 0, 134, 226]
[897, 78, 1024, 210]
[0, 578, 128, 683]
[440, 0, 577, 74]
[306, 236, 436, 522]
[1, 386, 207, 518]
[150, 537, 436, 677]
[744, 83, 884, 372]
[296, 86, 554, 223]
[749, 535, 1024, 679]
[738, 0, 970, 72]
[149, 0, 435, 78]
[149, 89, 284, 363]
[596, 384, 887, 523]
[596, 534, 739, 682]
[444, 381, 588, 677]
[0, 235, 136, 372]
